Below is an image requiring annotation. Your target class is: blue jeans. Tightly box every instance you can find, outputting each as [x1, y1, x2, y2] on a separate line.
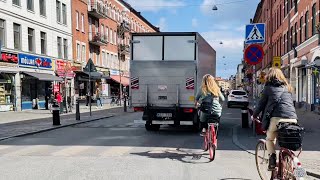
[96, 98, 102, 107]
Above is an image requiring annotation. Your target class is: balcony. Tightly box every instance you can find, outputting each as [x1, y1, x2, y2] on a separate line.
[89, 32, 108, 46]
[118, 44, 130, 54]
[88, 0, 108, 19]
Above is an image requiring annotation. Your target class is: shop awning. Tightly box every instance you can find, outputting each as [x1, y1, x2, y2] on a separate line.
[22, 72, 63, 81]
[110, 75, 129, 86]
[75, 71, 110, 80]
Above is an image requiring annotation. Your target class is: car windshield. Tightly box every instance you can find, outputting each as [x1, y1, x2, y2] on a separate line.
[232, 91, 247, 96]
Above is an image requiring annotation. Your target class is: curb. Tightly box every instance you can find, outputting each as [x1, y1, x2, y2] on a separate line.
[0, 115, 114, 142]
[232, 126, 320, 179]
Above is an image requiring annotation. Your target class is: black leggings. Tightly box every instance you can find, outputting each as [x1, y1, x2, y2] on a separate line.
[200, 114, 220, 129]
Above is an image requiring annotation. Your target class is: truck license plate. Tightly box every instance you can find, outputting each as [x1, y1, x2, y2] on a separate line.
[158, 96, 167, 100]
[294, 167, 306, 178]
[156, 113, 172, 118]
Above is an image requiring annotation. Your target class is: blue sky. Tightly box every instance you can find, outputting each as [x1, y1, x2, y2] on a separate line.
[125, 0, 260, 79]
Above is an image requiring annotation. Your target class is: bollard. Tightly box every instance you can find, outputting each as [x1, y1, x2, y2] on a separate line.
[124, 97, 127, 112]
[241, 107, 249, 128]
[52, 103, 61, 125]
[76, 99, 80, 120]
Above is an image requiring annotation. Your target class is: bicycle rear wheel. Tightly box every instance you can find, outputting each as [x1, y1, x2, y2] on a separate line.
[281, 153, 295, 179]
[209, 125, 216, 161]
[255, 140, 272, 180]
[202, 135, 208, 151]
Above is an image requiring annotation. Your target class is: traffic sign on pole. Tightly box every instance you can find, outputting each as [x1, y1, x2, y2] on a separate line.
[273, 56, 281, 68]
[244, 44, 264, 65]
[245, 23, 265, 44]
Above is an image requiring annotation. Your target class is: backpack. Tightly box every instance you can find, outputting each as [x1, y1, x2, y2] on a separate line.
[277, 122, 304, 151]
[200, 94, 214, 114]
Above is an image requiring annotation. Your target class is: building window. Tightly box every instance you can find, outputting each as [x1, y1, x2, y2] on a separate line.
[280, 36, 282, 55]
[81, 14, 84, 32]
[114, 30, 116, 45]
[102, 51, 105, 66]
[28, 28, 35, 52]
[76, 43, 80, 61]
[76, 11, 79, 30]
[13, 0, 20, 6]
[294, 22, 297, 46]
[294, 0, 297, 13]
[97, 50, 100, 66]
[13, 23, 21, 50]
[27, 0, 34, 11]
[290, 26, 293, 50]
[105, 27, 109, 42]
[62, 3, 67, 25]
[312, 3, 316, 35]
[300, 16, 303, 43]
[57, 37, 62, 58]
[287, 31, 289, 52]
[305, 11, 309, 40]
[40, 0, 46, 16]
[82, 45, 86, 62]
[56, 1, 61, 22]
[63, 39, 68, 59]
[40, 32, 46, 55]
[0, 19, 5, 47]
[284, 34, 286, 53]
[101, 25, 104, 40]
[110, 29, 113, 44]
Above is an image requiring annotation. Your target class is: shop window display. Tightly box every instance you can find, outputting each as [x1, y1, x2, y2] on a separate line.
[0, 74, 15, 111]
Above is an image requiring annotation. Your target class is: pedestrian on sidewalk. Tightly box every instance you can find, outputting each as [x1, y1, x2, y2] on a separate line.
[253, 67, 298, 171]
[96, 88, 102, 108]
[55, 92, 63, 114]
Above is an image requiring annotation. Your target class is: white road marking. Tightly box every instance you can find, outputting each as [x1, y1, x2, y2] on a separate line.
[3, 145, 51, 156]
[51, 146, 91, 156]
[99, 146, 133, 157]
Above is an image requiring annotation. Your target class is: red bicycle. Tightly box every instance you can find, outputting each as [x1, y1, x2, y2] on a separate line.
[202, 122, 219, 161]
[252, 116, 306, 180]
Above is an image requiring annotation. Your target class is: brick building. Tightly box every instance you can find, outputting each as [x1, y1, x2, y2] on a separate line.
[247, 0, 320, 112]
[71, 0, 159, 101]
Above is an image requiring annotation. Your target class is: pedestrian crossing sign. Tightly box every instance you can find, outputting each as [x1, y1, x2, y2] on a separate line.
[245, 23, 265, 44]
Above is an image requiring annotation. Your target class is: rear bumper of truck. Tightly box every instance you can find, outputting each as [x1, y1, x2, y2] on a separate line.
[137, 106, 198, 126]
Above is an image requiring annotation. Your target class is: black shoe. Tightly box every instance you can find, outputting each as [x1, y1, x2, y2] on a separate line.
[268, 153, 276, 171]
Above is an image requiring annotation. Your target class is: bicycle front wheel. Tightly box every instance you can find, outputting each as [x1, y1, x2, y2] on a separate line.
[208, 144, 216, 161]
[255, 140, 272, 180]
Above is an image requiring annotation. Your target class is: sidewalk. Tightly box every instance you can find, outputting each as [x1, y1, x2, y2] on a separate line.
[0, 104, 134, 141]
[0, 104, 120, 124]
[234, 107, 320, 177]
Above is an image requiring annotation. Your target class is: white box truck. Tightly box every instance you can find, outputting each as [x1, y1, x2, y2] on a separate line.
[130, 32, 216, 131]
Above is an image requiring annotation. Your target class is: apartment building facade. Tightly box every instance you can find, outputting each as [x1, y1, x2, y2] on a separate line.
[248, 0, 320, 112]
[0, 0, 73, 111]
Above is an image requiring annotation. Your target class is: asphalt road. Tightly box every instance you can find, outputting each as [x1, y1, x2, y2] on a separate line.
[0, 107, 261, 180]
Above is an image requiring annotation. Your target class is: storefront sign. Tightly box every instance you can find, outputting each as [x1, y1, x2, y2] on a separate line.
[18, 53, 52, 69]
[110, 69, 119, 75]
[55, 59, 75, 78]
[0, 52, 18, 64]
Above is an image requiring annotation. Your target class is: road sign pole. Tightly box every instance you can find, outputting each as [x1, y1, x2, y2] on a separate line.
[89, 62, 92, 116]
[253, 65, 256, 136]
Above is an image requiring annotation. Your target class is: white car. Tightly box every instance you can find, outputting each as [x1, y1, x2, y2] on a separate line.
[227, 90, 249, 108]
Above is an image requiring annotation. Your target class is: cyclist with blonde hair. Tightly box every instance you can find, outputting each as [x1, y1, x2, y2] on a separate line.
[253, 67, 298, 170]
[195, 74, 225, 136]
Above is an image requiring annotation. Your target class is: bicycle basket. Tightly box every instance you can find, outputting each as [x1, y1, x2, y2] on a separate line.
[277, 122, 304, 151]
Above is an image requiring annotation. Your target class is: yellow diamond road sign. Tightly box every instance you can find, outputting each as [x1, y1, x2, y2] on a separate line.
[273, 56, 281, 68]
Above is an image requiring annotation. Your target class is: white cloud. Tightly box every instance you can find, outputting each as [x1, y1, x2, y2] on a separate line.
[192, 18, 198, 28]
[125, 0, 185, 12]
[157, 17, 167, 31]
[236, 25, 246, 32]
[200, 0, 216, 14]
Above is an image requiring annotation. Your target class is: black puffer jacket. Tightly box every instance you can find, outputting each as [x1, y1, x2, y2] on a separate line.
[253, 79, 297, 130]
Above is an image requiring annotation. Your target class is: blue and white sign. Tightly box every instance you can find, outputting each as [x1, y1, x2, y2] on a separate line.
[19, 53, 53, 69]
[245, 23, 265, 44]
[110, 69, 120, 75]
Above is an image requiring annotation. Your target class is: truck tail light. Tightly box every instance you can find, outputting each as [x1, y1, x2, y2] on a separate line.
[131, 77, 139, 89]
[183, 108, 194, 113]
[186, 77, 194, 90]
[134, 107, 144, 112]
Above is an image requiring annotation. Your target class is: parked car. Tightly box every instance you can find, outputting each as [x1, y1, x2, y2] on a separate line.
[227, 90, 249, 108]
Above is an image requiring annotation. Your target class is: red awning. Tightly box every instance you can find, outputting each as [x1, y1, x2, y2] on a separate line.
[110, 75, 129, 86]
